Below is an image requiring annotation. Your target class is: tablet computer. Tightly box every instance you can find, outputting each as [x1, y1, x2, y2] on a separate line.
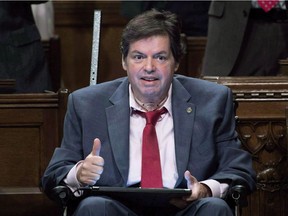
[78, 186, 191, 207]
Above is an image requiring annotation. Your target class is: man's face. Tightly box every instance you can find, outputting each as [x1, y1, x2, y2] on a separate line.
[122, 35, 179, 104]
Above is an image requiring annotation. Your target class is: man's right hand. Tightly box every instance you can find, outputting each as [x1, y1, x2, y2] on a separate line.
[76, 138, 104, 186]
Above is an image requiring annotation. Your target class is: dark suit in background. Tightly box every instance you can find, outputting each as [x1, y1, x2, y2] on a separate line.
[0, 1, 52, 92]
[202, 0, 288, 76]
[121, 1, 211, 36]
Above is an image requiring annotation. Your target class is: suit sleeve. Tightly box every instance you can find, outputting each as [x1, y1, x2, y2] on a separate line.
[41, 93, 84, 196]
[211, 88, 256, 193]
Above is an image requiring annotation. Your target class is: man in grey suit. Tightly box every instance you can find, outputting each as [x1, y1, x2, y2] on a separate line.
[0, 1, 52, 92]
[42, 9, 255, 216]
[202, 0, 288, 76]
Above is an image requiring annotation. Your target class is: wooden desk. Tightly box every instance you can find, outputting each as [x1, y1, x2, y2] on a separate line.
[0, 90, 68, 216]
[204, 76, 288, 216]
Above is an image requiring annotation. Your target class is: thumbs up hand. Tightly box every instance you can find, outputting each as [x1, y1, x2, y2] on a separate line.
[76, 138, 104, 186]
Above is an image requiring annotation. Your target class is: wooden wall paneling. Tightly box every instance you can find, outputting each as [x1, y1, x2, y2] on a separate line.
[42, 36, 61, 92]
[204, 76, 288, 216]
[54, 1, 129, 91]
[181, 36, 207, 78]
[56, 27, 93, 90]
[0, 79, 16, 93]
[53, 2, 208, 91]
[0, 90, 68, 216]
[97, 26, 126, 83]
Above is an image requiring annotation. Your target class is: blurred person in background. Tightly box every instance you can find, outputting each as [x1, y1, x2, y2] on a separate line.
[202, 0, 288, 76]
[0, 1, 52, 93]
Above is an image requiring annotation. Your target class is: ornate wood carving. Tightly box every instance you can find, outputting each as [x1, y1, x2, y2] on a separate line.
[238, 120, 287, 192]
[203, 76, 288, 216]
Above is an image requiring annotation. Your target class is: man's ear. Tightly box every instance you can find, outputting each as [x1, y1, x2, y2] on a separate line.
[122, 56, 127, 71]
[175, 62, 179, 72]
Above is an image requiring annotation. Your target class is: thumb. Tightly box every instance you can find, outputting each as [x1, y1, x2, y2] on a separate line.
[184, 170, 196, 188]
[91, 138, 101, 156]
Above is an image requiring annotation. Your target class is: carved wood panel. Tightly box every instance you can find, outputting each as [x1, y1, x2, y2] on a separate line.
[0, 90, 68, 216]
[204, 76, 288, 216]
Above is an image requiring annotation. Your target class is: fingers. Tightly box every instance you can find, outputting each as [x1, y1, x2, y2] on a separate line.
[184, 170, 211, 201]
[169, 198, 189, 209]
[170, 170, 196, 209]
[77, 162, 101, 186]
[77, 138, 104, 185]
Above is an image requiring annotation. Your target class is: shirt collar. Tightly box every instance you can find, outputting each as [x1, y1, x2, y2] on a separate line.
[129, 84, 172, 115]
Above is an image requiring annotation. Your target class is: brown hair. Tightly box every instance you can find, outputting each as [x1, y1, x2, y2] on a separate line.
[120, 9, 186, 63]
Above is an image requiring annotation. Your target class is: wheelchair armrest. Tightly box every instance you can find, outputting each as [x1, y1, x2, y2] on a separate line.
[228, 184, 248, 208]
[51, 185, 73, 207]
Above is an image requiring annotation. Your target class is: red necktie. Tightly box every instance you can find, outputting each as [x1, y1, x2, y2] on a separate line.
[137, 108, 167, 188]
[258, 0, 279, 12]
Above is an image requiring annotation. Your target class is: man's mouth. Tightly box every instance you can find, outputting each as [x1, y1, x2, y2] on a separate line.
[141, 77, 158, 82]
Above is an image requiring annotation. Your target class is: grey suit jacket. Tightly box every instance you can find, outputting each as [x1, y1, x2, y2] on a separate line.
[201, 1, 252, 76]
[42, 75, 256, 197]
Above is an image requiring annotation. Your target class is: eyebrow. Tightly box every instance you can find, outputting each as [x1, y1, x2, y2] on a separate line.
[130, 50, 144, 55]
[153, 51, 168, 56]
[130, 50, 168, 56]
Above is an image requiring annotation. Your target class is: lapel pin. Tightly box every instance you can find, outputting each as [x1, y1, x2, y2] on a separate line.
[186, 107, 193, 113]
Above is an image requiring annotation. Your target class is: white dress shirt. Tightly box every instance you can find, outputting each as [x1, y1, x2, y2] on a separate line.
[128, 85, 178, 189]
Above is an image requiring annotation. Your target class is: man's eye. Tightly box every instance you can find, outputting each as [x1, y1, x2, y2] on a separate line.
[133, 55, 144, 60]
[157, 55, 167, 62]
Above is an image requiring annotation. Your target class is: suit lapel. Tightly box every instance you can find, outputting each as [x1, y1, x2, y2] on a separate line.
[172, 79, 196, 187]
[106, 79, 130, 184]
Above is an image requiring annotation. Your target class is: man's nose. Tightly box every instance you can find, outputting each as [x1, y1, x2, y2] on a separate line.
[144, 58, 155, 73]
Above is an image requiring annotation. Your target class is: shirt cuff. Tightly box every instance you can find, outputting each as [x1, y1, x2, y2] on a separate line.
[64, 161, 84, 196]
[201, 179, 229, 198]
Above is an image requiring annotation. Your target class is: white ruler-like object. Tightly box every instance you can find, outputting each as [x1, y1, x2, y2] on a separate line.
[90, 10, 101, 85]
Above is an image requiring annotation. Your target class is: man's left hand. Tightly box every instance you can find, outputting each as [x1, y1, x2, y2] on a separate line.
[170, 170, 212, 209]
